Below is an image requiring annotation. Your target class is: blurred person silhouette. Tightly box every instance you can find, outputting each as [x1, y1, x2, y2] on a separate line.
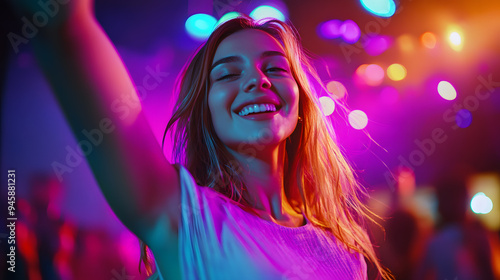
[413, 169, 495, 280]
[369, 167, 422, 280]
[18, 175, 133, 280]
[70, 228, 127, 280]
[15, 174, 66, 280]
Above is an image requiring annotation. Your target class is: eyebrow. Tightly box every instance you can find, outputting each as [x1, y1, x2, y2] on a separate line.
[210, 51, 287, 72]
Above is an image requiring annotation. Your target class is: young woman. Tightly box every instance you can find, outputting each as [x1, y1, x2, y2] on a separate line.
[13, 0, 391, 279]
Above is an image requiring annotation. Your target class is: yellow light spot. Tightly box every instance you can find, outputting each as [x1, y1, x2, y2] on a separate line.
[387, 63, 407, 81]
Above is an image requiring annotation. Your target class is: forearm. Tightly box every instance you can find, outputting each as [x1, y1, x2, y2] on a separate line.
[33, 8, 142, 130]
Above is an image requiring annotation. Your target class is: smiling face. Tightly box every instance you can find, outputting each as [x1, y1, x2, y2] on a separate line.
[208, 29, 300, 153]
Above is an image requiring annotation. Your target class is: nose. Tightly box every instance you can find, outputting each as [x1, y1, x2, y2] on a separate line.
[242, 68, 271, 92]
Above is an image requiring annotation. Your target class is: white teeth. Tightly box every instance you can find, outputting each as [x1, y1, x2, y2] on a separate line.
[238, 103, 277, 116]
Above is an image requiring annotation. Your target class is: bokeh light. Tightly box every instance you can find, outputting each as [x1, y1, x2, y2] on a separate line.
[185, 14, 217, 40]
[449, 32, 461, 45]
[456, 109, 472, 128]
[360, 0, 396, 17]
[355, 64, 368, 76]
[469, 174, 500, 230]
[387, 63, 407, 81]
[363, 35, 392, 56]
[319, 96, 336, 116]
[437, 81, 457, 100]
[396, 34, 414, 52]
[365, 64, 385, 86]
[318, 19, 343, 39]
[355, 64, 385, 86]
[348, 110, 368, 129]
[250, 5, 285, 21]
[397, 167, 416, 197]
[421, 32, 437, 49]
[340, 20, 361, 43]
[471, 192, 493, 214]
[326, 80, 347, 99]
[448, 31, 463, 51]
[216, 12, 241, 27]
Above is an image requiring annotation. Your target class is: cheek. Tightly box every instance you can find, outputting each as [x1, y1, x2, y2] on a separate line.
[283, 82, 300, 115]
[208, 86, 235, 130]
[209, 88, 227, 116]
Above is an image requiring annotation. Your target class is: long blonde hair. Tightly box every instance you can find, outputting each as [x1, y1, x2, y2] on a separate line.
[140, 15, 392, 280]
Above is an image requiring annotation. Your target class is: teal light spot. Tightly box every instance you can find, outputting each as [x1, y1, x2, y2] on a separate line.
[250, 5, 285, 21]
[185, 14, 217, 40]
[360, 0, 396, 17]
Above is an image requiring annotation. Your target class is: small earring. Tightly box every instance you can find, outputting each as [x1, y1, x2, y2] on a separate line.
[298, 116, 303, 123]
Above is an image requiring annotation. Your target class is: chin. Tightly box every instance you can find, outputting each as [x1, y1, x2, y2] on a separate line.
[222, 132, 286, 154]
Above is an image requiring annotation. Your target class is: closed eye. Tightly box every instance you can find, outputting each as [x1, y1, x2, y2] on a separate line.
[216, 74, 239, 81]
[266, 67, 287, 73]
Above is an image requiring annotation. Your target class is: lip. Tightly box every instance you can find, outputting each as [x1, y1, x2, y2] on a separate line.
[235, 109, 280, 120]
[233, 95, 282, 115]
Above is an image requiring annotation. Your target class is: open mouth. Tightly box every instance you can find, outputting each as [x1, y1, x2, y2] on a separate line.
[237, 103, 281, 116]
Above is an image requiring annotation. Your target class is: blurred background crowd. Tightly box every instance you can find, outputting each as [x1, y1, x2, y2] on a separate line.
[1, 0, 499, 279]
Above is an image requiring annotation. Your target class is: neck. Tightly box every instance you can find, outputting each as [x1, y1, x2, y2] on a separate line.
[228, 142, 300, 224]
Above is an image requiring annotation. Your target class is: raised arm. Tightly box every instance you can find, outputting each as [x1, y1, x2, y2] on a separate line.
[12, 0, 181, 246]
